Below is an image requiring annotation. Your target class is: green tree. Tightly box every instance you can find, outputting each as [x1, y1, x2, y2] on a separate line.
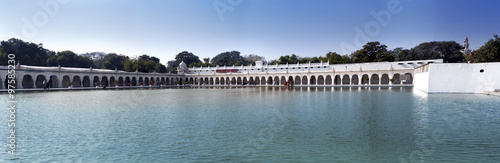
[352, 42, 391, 63]
[211, 51, 248, 66]
[467, 34, 500, 62]
[410, 41, 464, 63]
[0, 38, 53, 66]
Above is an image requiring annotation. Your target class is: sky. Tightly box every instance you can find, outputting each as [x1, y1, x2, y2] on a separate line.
[1, 0, 499, 64]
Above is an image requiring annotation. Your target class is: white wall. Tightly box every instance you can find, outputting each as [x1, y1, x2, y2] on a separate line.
[416, 63, 500, 93]
[413, 72, 429, 92]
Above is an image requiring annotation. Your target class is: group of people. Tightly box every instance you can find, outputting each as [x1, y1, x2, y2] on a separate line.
[42, 79, 51, 89]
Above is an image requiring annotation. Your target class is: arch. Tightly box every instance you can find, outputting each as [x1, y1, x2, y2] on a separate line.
[102, 76, 109, 87]
[361, 74, 369, 85]
[249, 77, 254, 85]
[144, 77, 149, 85]
[139, 77, 144, 85]
[260, 77, 266, 85]
[255, 77, 260, 85]
[118, 76, 124, 86]
[280, 76, 286, 85]
[83, 76, 91, 87]
[325, 75, 332, 85]
[302, 76, 308, 85]
[161, 77, 165, 85]
[317, 75, 325, 85]
[150, 77, 155, 85]
[380, 74, 390, 85]
[93, 76, 100, 86]
[274, 76, 280, 85]
[310, 76, 316, 85]
[295, 76, 301, 85]
[237, 77, 242, 85]
[22, 75, 34, 88]
[62, 75, 71, 87]
[131, 77, 137, 86]
[351, 75, 359, 85]
[125, 77, 131, 86]
[267, 76, 273, 85]
[342, 75, 350, 85]
[370, 74, 379, 85]
[243, 77, 248, 85]
[49, 75, 58, 88]
[403, 73, 413, 84]
[165, 77, 170, 85]
[110, 76, 116, 86]
[392, 74, 401, 84]
[204, 77, 209, 84]
[35, 74, 46, 88]
[72, 75, 81, 87]
[5, 76, 18, 89]
[334, 75, 341, 85]
[231, 77, 236, 84]
[220, 77, 225, 85]
[214, 77, 219, 85]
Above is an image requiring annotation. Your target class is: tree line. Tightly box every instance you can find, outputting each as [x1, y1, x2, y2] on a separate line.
[1, 35, 499, 73]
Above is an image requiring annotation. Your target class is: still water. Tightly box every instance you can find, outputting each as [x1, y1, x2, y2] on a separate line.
[1, 87, 500, 162]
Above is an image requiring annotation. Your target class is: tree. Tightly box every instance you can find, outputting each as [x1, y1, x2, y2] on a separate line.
[101, 54, 128, 70]
[174, 51, 202, 68]
[0, 38, 53, 66]
[45, 50, 94, 68]
[244, 54, 266, 65]
[410, 41, 464, 63]
[467, 34, 500, 62]
[211, 51, 248, 66]
[351, 42, 391, 63]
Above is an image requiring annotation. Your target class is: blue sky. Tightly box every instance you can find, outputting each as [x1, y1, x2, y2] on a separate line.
[1, 0, 499, 64]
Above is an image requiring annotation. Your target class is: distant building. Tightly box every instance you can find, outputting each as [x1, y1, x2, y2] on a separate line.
[461, 37, 472, 55]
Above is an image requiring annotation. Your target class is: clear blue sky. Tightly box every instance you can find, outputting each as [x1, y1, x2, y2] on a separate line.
[1, 0, 499, 64]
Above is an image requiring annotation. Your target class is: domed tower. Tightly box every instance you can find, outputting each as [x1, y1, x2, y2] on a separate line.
[177, 61, 188, 74]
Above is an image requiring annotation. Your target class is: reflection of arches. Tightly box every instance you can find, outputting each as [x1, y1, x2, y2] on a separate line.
[317, 75, 324, 85]
[392, 74, 401, 84]
[72, 76, 81, 87]
[22, 75, 34, 88]
[310, 76, 316, 85]
[83, 76, 91, 87]
[302, 76, 308, 85]
[361, 74, 369, 85]
[62, 75, 71, 87]
[370, 74, 379, 85]
[35, 75, 46, 88]
[334, 75, 341, 85]
[351, 75, 359, 85]
[342, 75, 350, 85]
[380, 74, 389, 84]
